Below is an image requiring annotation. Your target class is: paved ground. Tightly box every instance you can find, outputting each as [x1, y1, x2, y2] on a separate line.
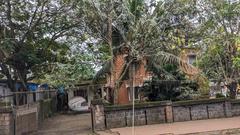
[97, 116, 240, 135]
[32, 113, 92, 135]
[185, 128, 240, 135]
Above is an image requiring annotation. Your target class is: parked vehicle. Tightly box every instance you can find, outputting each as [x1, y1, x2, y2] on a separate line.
[68, 96, 89, 112]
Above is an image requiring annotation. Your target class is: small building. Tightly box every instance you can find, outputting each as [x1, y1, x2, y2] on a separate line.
[94, 46, 156, 104]
[67, 80, 105, 107]
[179, 46, 201, 79]
[0, 80, 13, 104]
[0, 80, 50, 105]
[180, 46, 200, 66]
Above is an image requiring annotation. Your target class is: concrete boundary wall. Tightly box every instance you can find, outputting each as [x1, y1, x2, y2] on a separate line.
[91, 98, 240, 131]
[0, 108, 14, 135]
[0, 97, 57, 135]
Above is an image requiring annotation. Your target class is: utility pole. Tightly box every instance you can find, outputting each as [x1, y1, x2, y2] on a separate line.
[131, 63, 135, 135]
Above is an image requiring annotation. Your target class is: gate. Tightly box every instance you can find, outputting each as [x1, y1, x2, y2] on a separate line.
[0, 90, 57, 135]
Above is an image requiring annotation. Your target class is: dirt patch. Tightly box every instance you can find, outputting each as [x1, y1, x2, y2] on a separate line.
[32, 113, 92, 135]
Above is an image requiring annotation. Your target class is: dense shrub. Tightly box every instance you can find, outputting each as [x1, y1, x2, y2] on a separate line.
[215, 93, 226, 98]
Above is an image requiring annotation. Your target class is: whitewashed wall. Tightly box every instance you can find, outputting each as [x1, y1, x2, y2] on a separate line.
[0, 83, 13, 104]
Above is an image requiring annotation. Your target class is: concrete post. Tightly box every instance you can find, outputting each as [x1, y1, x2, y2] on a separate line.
[165, 101, 173, 123]
[91, 99, 106, 131]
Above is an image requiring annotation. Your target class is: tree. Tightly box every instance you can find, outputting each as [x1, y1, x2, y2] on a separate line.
[82, 0, 200, 103]
[197, 0, 240, 97]
[40, 39, 110, 87]
[0, 0, 82, 91]
[42, 55, 95, 87]
[141, 64, 200, 101]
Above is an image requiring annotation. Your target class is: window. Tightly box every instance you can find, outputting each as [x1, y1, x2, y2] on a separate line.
[128, 87, 140, 101]
[188, 55, 196, 65]
[134, 87, 140, 100]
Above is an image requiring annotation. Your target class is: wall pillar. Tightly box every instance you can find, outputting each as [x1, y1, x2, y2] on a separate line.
[0, 108, 14, 135]
[165, 101, 173, 123]
[87, 86, 90, 107]
[224, 100, 232, 117]
[91, 99, 105, 131]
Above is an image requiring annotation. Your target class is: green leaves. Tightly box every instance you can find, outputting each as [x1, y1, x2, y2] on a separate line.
[42, 54, 95, 87]
[233, 57, 240, 68]
[0, 0, 89, 89]
[196, 0, 240, 82]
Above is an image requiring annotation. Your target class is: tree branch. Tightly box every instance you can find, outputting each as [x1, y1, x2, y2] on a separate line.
[115, 59, 133, 86]
[237, 21, 240, 34]
[6, 0, 15, 38]
[19, 0, 48, 44]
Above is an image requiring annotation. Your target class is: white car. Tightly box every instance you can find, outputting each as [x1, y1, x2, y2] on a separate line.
[68, 96, 89, 112]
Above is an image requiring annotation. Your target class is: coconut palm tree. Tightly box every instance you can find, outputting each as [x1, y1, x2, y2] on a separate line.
[90, 0, 202, 104]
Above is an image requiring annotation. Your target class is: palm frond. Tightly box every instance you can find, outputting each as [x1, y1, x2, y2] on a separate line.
[149, 51, 199, 76]
[148, 62, 177, 80]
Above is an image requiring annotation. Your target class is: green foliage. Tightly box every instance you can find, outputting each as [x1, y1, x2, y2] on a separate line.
[198, 45, 225, 79]
[0, 0, 238, 95]
[0, 0, 94, 90]
[197, 0, 240, 84]
[148, 63, 185, 80]
[141, 64, 200, 101]
[233, 38, 240, 68]
[41, 53, 96, 87]
[216, 93, 226, 98]
[83, 0, 206, 104]
[128, 0, 144, 20]
[198, 42, 239, 82]
[141, 78, 200, 101]
[233, 57, 240, 68]
[176, 86, 201, 100]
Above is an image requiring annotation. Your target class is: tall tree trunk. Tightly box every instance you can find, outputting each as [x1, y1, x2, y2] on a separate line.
[17, 69, 28, 90]
[107, 16, 117, 104]
[105, 0, 116, 104]
[229, 40, 238, 99]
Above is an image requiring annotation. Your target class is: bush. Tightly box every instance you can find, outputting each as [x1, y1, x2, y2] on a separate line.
[141, 80, 200, 101]
[215, 93, 225, 98]
[175, 86, 200, 101]
[0, 101, 11, 107]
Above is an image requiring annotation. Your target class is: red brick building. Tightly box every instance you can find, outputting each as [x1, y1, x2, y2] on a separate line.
[96, 46, 153, 104]
[96, 46, 200, 104]
[108, 55, 152, 104]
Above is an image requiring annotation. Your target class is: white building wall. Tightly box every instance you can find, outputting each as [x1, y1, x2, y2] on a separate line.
[0, 83, 13, 105]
